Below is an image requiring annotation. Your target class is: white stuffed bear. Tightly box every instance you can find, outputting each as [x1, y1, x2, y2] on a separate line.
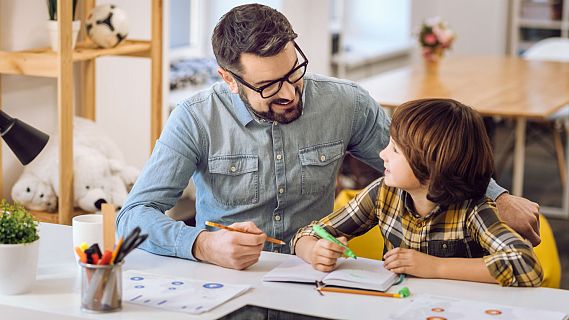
[11, 173, 57, 212]
[11, 117, 139, 212]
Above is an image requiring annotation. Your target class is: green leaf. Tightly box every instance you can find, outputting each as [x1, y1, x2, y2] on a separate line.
[0, 200, 39, 244]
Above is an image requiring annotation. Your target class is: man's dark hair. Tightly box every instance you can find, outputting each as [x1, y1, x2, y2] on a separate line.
[390, 98, 495, 206]
[212, 4, 298, 73]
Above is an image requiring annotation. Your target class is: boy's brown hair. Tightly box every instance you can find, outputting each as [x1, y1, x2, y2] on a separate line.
[390, 98, 494, 205]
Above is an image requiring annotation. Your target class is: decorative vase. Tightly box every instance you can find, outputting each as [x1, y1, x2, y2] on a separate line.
[0, 240, 39, 294]
[424, 59, 440, 75]
[47, 20, 81, 52]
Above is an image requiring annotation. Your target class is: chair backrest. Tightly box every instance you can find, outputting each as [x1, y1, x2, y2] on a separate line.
[522, 37, 569, 62]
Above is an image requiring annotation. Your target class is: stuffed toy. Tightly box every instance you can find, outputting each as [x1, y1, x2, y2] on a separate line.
[11, 117, 139, 212]
[11, 173, 57, 212]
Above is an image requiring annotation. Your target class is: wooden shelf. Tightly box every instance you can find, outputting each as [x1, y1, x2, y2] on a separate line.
[0, 40, 151, 77]
[0, 0, 163, 226]
[519, 18, 563, 29]
[30, 208, 90, 224]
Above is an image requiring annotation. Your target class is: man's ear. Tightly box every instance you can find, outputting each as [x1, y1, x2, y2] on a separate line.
[218, 67, 239, 93]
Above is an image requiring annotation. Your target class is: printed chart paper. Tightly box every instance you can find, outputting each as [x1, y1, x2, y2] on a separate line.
[390, 294, 568, 320]
[123, 270, 250, 314]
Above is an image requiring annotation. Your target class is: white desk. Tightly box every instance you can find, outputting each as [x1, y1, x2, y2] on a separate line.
[1, 223, 568, 319]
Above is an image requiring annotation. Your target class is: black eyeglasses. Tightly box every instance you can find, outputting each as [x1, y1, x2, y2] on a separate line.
[228, 42, 308, 99]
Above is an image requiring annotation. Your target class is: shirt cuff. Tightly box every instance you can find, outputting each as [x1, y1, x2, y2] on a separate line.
[176, 226, 206, 261]
[486, 178, 508, 201]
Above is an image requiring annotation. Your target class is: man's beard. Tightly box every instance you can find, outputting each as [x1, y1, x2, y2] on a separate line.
[238, 85, 303, 124]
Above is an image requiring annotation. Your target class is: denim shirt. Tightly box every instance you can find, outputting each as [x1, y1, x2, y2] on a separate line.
[116, 73, 506, 261]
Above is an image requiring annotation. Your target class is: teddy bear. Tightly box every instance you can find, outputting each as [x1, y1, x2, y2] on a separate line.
[11, 117, 139, 213]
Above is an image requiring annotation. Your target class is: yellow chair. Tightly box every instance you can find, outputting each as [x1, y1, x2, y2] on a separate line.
[334, 189, 561, 288]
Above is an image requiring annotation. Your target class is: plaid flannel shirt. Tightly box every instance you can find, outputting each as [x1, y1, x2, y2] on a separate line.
[292, 177, 543, 287]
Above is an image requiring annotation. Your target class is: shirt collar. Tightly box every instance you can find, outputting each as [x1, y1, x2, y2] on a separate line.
[402, 191, 445, 220]
[230, 93, 255, 126]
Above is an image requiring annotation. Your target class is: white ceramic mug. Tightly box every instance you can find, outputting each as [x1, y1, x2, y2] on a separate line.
[72, 214, 103, 250]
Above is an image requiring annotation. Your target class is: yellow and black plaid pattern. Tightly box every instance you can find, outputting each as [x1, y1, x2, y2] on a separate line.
[293, 177, 543, 287]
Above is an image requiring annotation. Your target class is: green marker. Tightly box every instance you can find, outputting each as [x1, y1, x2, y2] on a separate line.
[312, 225, 357, 259]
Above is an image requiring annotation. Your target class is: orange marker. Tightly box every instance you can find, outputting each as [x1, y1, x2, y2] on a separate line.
[99, 250, 113, 265]
[205, 221, 286, 245]
[74, 246, 87, 263]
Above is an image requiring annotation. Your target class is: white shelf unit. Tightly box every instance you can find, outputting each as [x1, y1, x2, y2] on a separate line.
[510, 0, 569, 55]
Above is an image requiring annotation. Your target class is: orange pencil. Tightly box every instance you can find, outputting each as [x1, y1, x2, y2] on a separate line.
[205, 221, 286, 245]
[317, 286, 410, 298]
[111, 236, 124, 264]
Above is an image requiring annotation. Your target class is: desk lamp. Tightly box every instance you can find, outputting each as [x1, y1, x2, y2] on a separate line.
[0, 110, 49, 165]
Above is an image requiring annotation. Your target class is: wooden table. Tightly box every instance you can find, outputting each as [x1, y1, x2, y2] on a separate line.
[358, 56, 569, 218]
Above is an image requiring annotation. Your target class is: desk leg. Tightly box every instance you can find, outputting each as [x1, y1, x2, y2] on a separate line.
[512, 118, 526, 197]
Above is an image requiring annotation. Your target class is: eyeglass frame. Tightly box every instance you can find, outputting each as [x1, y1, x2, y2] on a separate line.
[226, 42, 309, 99]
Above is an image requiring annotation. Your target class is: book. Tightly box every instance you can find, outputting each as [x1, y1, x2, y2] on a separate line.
[391, 294, 568, 320]
[262, 255, 399, 292]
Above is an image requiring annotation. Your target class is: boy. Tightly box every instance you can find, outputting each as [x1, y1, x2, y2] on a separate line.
[293, 98, 542, 287]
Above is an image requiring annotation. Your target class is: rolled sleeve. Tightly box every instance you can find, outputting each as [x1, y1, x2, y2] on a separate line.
[468, 200, 543, 287]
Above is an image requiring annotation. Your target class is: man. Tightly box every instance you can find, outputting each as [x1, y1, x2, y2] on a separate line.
[117, 4, 540, 270]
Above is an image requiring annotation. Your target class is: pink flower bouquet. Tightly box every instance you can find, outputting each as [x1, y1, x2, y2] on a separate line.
[419, 17, 456, 62]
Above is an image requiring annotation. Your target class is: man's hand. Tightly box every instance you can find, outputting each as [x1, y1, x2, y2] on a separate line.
[295, 236, 346, 272]
[192, 221, 266, 270]
[495, 193, 541, 246]
[383, 247, 440, 278]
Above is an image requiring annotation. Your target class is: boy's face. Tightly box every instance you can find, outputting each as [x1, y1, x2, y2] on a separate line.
[379, 139, 423, 191]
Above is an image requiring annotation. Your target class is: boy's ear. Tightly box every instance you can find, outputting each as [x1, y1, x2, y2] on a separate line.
[218, 67, 239, 94]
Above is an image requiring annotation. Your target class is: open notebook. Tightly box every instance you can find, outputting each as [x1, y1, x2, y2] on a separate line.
[262, 256, 399, 292]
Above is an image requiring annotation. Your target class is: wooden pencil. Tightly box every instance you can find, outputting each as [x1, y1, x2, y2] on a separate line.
[205, 221, 286, 245]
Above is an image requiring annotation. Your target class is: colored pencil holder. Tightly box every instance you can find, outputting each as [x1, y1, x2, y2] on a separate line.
[79, 261, 123, 313]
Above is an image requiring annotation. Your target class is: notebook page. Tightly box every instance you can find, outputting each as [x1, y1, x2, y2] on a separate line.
[262, 255, 329, 283]
[323, 257, 398, 291]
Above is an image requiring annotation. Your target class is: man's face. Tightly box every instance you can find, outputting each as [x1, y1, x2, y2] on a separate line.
[221, 42, 305, 124]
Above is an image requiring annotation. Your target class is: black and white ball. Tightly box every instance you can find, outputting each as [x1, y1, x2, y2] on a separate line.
[85, 4, 129, 48]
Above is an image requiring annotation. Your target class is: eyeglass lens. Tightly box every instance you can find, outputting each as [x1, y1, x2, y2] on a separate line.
[261, 64, 307, 98]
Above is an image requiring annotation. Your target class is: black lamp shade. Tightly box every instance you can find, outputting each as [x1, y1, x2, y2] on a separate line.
[0, 110, 49, 165]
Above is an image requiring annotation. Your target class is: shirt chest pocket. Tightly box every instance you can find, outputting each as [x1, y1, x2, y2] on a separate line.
[427, 239, 469, 258]
[299, 141, 344, 195]
[208, 155, 259, 206]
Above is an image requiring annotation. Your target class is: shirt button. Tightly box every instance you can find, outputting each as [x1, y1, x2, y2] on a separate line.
[273, 121, 278, 126]
[320, 155, 326, 162]
[276, 154, 282, 160]
[275, 215, 281, 221]
[230, 166, 236, 172]
[442, 243, 448, 249]
[279, 188, 284, 194]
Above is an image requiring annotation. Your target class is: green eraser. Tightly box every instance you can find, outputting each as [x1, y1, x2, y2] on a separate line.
[398, 287, 410, 298]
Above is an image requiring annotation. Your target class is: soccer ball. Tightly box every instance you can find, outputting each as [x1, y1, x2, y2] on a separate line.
[85, 4, 129, 48]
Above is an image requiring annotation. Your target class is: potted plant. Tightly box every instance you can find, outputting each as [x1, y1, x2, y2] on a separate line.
[46, 0, 81, 51]
[0, 200, 40, 295]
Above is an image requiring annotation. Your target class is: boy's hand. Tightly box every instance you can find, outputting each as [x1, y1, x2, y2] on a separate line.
[384, 247, 440, 278]
[295, 236, 347, 272]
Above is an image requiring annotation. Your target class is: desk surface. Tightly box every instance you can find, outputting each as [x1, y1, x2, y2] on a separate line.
[358, 56, 569, 120]
[0, 223, 568, 319]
